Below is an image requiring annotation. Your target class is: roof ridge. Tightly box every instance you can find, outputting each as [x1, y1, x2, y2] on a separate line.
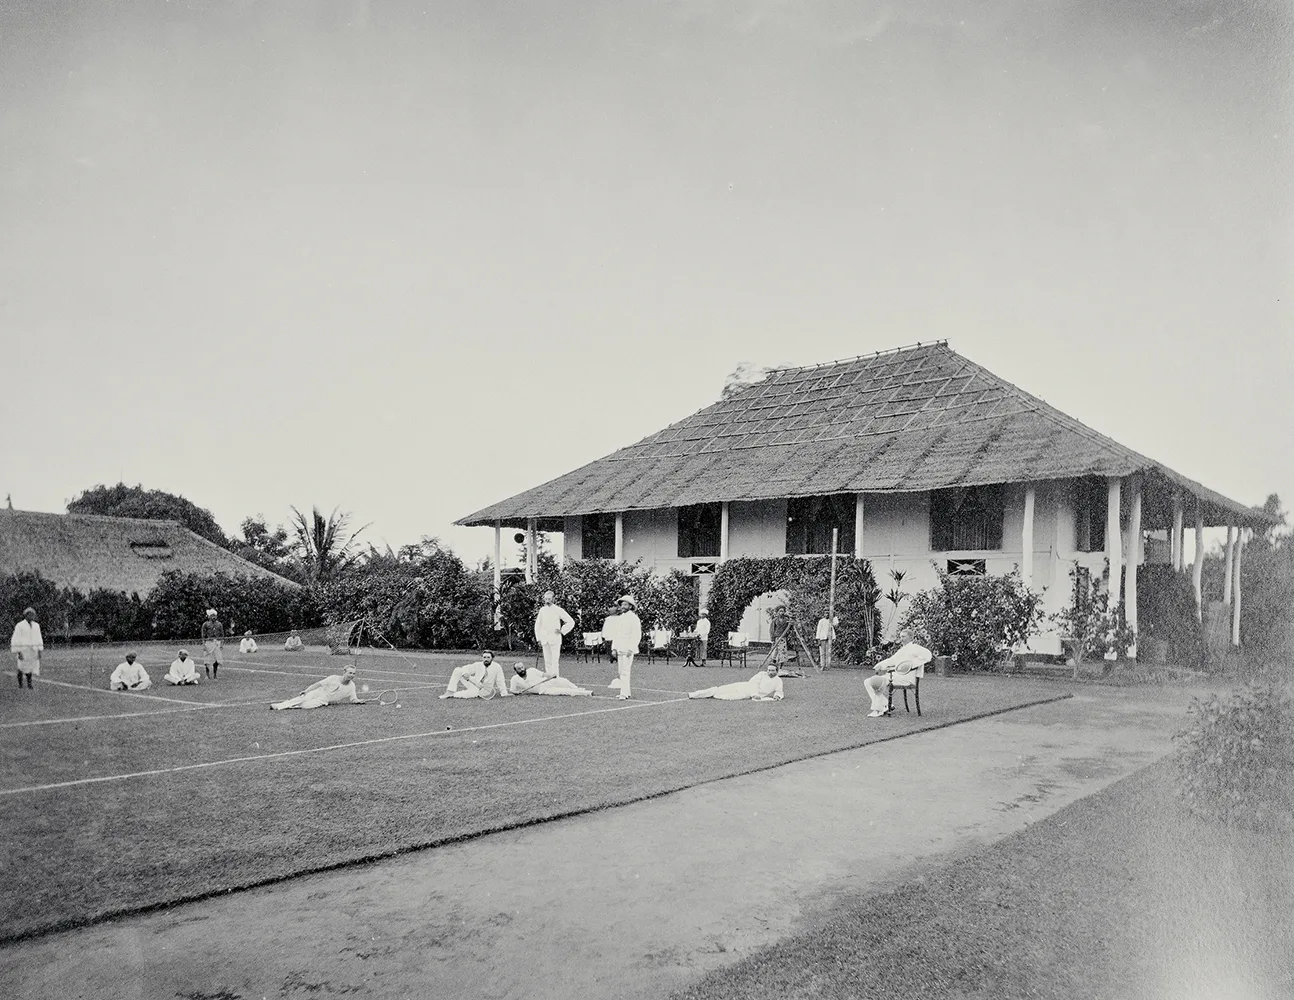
[763, 340, 949, 375]
[8, 508, 186, 529]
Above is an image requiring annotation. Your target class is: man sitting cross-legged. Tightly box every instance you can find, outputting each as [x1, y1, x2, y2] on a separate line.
[864, 629, 932, 718]
[110, 652, 152, 692]
[163, 649, 200, 685]
[440, 650, 511, 699]
[283, 630, 304, 651]
[271, 664, 368, 710]
[509, 662, 592, 697]
[689, 661, 785, 702]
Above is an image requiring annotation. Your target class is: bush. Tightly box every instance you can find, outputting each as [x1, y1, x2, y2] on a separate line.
[149, 570, 317, 639]
[1137, 565, 1205, 668]
[1175, 682, 1294, 832]
[1050, 562, 1134, 664]
[902, 568, 1045, 669]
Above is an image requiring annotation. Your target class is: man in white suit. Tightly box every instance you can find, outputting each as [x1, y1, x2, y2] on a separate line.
[533, 590, 575, 677]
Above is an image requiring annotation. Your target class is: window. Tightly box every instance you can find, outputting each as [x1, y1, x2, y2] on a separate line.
[946, 558, 987, 576]
[1074, 478, 1107, 553]
[582, 513, 616, 560]
[929, 485, 1004, 552]
[786, 495, 856, 556]
[129, 541, 173, 560]
[677, 503, 722, 558]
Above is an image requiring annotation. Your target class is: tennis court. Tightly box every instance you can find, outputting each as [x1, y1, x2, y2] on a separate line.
[0, 643, 1069, 941]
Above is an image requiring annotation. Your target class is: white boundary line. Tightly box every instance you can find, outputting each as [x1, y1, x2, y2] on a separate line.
[36, 677, 221, 707]
[0, 697, 690, 796]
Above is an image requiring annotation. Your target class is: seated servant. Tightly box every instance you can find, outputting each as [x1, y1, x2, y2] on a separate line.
[688, 661, 784, 701]
[239, 630, 258, 654]
[864, 629, 932, 718]
[440, 651, 510, 699]
[270, 664, 367, 710]
[163, 649, 200, 686]
[283, 630, 304, 651]
[110, 652, 152, 692]
[509, 662, 592, 697]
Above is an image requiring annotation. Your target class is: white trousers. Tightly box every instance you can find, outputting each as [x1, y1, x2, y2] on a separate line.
[541, 642, 562, 676]
[272, 692, 329, 710]
[446, 663, 508, 697]
[689, 681, 756, 701]
[112, 679, 153, 692]
[864, 674, 890, 712]
[615, 651, 634, 698]
[164, 674, 198, 685]
[14, 647, 41, 676]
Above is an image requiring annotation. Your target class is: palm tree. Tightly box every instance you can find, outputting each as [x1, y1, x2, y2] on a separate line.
[290, 506, 370, 584]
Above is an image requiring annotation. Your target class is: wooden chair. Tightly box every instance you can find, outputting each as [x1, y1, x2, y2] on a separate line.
[885, 661, 925, 716]
[576, 632, 605, 663]
[646, 629, 674, 664]
[719, 631, 750, 668]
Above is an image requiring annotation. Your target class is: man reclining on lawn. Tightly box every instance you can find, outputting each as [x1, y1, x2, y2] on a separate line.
[509, 662, 592, 697]
[270, 664, 369, 710]
[163, 649, 200, 685]
[439, 651, 510, 699]
[688, 661, 785, 701]
[110, 652, 152, 692]
[864, 628, 932, 718]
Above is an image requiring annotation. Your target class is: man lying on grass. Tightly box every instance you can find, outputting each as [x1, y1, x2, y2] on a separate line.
[509, 662, 592, 697]
[110, 652, 152, 692]
[271, 664, 369, 710]
[163, 649, 200, 686]
[688, 661, 785, 702]
[864, 628, 932, 718]
[439, 650, 511, 699]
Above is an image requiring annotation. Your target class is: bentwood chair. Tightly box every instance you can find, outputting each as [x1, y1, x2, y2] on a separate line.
[576, 632, 605, 663]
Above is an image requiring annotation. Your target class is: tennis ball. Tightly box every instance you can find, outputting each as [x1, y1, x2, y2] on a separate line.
[361, 683, 370, 693]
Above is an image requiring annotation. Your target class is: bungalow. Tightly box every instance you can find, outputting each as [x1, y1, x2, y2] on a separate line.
[456, 342, 1263, 654]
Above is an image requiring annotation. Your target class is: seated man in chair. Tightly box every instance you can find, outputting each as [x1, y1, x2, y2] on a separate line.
[864, 628, 932, 718]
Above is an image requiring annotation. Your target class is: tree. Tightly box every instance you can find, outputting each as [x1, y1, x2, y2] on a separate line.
[232, 515, 305, 583]
[68, 483, 230, 547]
[289, 505, 369, 584]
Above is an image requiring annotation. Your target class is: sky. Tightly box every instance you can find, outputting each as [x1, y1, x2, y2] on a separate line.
[1, 0, 1290, 567]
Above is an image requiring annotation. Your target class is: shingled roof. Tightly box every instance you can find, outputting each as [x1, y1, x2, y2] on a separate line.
[0, 509, 300, 596]
[457, 342, 1265, 530]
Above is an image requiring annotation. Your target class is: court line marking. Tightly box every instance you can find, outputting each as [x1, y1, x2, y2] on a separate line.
[0, 697, 691, 796]
[0, 684, 451, 730]
[36, 677, 222, 707]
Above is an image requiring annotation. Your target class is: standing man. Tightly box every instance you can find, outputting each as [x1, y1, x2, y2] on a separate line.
[533, 590, 575, 677]
[200, 608, 224, 680]
[603, 595, 642, 701]
[693, 609, 711, 667]
[816, 613, 837, 670]
[10, 607, 43, 689]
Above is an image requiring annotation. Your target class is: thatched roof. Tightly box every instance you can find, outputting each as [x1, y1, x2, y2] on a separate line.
[0, 509, 300, 596]
[457, 343, 1267, 530]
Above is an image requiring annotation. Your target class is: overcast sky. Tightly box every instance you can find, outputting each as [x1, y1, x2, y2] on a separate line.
[1, 0, 1290, 566]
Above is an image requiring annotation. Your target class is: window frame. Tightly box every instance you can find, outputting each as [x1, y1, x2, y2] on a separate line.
[929, 484, 1005, 552]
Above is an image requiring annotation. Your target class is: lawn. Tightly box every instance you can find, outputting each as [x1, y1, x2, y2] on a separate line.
[673, 757, 1294, 1000]
[0, 644, 1067, 942]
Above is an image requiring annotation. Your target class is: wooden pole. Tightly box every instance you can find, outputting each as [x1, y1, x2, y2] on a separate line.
[1222, 525, 1235, 605]
[493, 521, 502, 630]
[1171, 496, 1184, 571]
[1020, 484, 1036, 588]
[826, 527, 839, 670]
[614, 512, 624, 563]
[719, 502, 730, 562]
[1231, 530, 1244, 646]
[1106, 477, 1123, 614]
[1192, 508, 1205, 621]
[854, 493, 865, 559]
[525, 517, 537, 585]
[1124, 477, 1142, 653]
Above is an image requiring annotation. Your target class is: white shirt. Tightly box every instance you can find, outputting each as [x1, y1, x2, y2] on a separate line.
[239, 637, 258, 654]
[875, 642, 932, 675]
[815, 618, 836, 641]
[510, 667, 555, 693]
[695, 617, 711, 640]
[284, 635, 303, 650]
[166, 657, 199, 682]
[301, 675, 360, 705]
[534, 604, 575, 644]
[749, 671, 785, 700]
[10, 620, 43, 651]
[602, 610, 643, 653]
[111, 661, 150, 687]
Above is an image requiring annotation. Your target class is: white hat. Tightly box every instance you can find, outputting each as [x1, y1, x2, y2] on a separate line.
[206, 609, 217, 617]
[617, 594, 637, 608]
[699, 609, 709, 616]
[178, 649, 188, 656]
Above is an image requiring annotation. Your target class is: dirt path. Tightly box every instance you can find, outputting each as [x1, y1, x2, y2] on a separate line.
[2, 685, 1201, 1000]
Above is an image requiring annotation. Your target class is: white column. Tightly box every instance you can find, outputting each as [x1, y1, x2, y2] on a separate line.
[1192, 509, 1205, 620]
[1106, 477, 1123, 609]
[854, 493, 865, 559]
[1222, 525, 1235, 605]
[1020, 484, 1036, 588]
[614, 512, 624, 563]
[492, 521, 502, 629]
[525, 517, 537, 584]
[1124, 477, 1142, 646]
[719, 502, 730, 562]
[1231, 530, 1244, 646]
[1171, 496, 1184, 571]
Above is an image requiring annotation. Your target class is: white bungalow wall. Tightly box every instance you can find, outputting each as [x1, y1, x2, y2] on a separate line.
[568, 478, 1130, 655]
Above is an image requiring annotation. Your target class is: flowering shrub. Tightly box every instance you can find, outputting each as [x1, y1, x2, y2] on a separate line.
[901, 568, 1045, 669]
[1175, 682, 1293, 832]
[1050, 562, 1135, 664]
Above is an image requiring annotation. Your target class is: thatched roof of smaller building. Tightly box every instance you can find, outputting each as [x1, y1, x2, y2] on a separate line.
[0, 509, 300, 596]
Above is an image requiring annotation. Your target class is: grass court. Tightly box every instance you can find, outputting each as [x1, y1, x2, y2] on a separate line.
[0, 643, 1067, 942]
